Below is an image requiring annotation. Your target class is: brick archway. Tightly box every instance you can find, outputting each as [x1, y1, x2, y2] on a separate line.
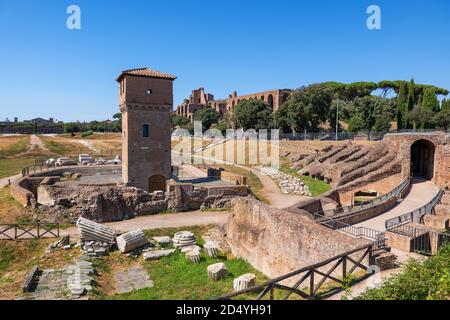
[411, 139, 435, 180]
[149, 175, 166, 193]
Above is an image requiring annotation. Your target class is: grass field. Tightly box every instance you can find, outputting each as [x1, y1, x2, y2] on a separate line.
[0, 186, 30, 223]
[91, 225, 268, 300]
[279, 161, 331, 197]
[0, 158, 37, 179]
[216, 165, 269, 204]
[0, 136, 30, 158]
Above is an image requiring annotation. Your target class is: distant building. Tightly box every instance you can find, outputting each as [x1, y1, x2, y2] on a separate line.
[224, 89, 291, 113]
[0, 117, 63, 134]
[175, 87, 292, 121]
[175, 88, 215, 120]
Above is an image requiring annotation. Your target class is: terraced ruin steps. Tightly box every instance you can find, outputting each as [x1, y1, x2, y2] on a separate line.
[299, 142, 402, 190]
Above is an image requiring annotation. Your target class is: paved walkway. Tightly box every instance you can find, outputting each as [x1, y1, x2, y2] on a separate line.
[354, 178, 439, 231]
[327, 248, 427, 300]
[62, 210, 229, 238]
[0, 174, 20, 189]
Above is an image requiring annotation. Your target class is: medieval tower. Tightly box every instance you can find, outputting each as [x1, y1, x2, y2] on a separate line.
[117, 68, 176, 192]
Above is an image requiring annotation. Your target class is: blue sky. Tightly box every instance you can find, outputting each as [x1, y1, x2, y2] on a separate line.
[0, 0, 449, 122]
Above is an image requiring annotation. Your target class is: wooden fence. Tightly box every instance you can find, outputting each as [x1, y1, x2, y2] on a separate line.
[216, 243, 375, 300]
[0, 223, 60, 240]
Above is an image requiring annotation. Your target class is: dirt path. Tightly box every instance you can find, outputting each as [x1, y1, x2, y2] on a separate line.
[248, 167, 309, 209]
[72, 139, 99, 153]
[29, 134, 48, 152]
[0, 175, 21, 189]
[62, 210, 229, 238]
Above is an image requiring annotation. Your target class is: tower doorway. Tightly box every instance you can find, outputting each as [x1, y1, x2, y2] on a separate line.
[149, 175, 166, 193]
[411, 139, 435, 180]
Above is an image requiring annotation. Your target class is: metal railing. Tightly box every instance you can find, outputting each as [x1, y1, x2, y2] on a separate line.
[313, 179, 410, 221]
[319, 216, 385, 243]
[385, 188, 444, 230]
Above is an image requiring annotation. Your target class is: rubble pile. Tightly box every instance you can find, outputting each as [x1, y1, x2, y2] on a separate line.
[259, 167, 312, 196]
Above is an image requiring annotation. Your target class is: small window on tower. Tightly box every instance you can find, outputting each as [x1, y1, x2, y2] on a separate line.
[143, 124, 149, 138]
[147, 89, 152, 95]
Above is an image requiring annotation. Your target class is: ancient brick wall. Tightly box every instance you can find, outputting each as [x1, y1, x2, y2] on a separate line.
[383, 132, 450, 187]
[226, 198, 368, 280]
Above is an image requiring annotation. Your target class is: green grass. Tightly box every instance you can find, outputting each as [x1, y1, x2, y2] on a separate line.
[0, 136, 30, 158]
[80, 130, 94, 138]
[97, 225, 268, 300]
[0, 158, 37, 179]
[356, 244, 450, 300]
[279, 162, 331, 197]
[0, 239, 40, 272]
[39, 136, 70, 155]
[220, 165, 270, 204]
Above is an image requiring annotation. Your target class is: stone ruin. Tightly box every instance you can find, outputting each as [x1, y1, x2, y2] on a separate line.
[259, 166, 311, 196]
[290, 141, 402, 192]
[33, 178, 247, 223]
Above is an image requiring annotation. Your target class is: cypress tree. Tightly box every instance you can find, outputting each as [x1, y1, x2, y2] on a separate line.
[397, 81, 408, 129]
[442, 98, 449, 111]
[407, 78, 415, 111]
[422, 88, 439, 113]
[406, 79, 415, 128]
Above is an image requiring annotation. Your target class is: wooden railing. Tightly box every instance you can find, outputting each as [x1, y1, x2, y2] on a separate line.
[215, 244, 374, 300]
[0, 223, 60, 240]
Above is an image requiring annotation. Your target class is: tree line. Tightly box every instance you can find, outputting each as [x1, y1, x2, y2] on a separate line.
[171, 80, 450, 135]
[64, 113, 122, 134]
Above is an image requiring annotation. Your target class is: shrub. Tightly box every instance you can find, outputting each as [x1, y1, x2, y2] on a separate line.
[80, 130, 94, 138]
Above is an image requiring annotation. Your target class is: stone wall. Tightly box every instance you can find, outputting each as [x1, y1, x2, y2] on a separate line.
[226, 198, 369, 281]
[383, 132, 450, 187]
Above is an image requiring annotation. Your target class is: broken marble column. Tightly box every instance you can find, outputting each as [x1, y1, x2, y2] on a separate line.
[186, 249, 201, 264]
[173, 231, 197, 248]
[233, 273, 256, 291]
[204, 241, 220, 258]
[116, 229, 148, 253]
[207, 263, 228, 282]
[143, 249, 175, 261]
[76, 217, 117, 245]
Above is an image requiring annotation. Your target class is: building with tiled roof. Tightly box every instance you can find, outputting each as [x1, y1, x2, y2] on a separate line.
[116, 68, 177, 82]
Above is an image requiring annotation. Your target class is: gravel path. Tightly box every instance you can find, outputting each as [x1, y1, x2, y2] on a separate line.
[29, 134, 48, 151]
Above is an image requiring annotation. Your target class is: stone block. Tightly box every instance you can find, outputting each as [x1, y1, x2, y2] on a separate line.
[374, 253, 397, 271]
[116, 229, 148, 253]
[207, 263, 228, 282]
[204, 241, 220, 258]
[186, 249, 201, 264]
[153, 236, 172, 245]
[233, 273, 256, 291]
[143, 249, 175, 260]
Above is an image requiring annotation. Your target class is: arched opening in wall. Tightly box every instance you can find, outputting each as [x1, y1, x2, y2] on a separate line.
[149, 175, 166, 193]
[353, 190, 379, 205]
[411, 139, 435, 180]
[267, 94, 274, 109]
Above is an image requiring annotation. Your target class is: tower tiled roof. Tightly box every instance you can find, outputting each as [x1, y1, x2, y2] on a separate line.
[116, 68, 177, 82]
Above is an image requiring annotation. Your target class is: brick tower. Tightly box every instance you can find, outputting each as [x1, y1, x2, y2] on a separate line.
[116, 68, 176, 192]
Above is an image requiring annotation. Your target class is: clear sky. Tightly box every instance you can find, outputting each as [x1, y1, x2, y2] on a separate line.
[0, 0, 449, 122]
